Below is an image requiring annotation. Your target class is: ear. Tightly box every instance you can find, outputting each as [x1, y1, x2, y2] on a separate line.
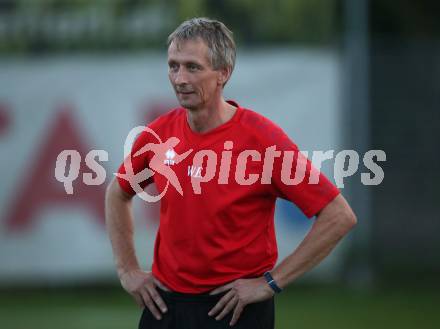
[217, 66, 232, 86]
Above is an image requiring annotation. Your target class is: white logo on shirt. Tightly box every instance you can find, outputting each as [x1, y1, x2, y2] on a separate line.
[164, 149, 176, 165]
[188, 165, 203, 178]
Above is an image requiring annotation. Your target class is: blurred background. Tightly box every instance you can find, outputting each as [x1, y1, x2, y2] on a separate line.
[0, 0, 439, 328]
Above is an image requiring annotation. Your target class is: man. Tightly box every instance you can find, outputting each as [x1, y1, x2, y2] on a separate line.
[105, 17, 357, 329]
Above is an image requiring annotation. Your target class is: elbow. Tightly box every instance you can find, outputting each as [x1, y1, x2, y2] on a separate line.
[340, 208, 357, 232]
[328, 206, 357, 234]
[320, 195, 357, 234]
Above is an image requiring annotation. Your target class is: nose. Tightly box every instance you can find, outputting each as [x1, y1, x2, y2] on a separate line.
[173, 67, 189, 85]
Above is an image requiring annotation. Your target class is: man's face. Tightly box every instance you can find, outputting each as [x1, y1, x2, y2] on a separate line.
[168, 38, 227, 110]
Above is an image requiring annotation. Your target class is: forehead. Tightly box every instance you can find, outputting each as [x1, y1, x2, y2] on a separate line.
[167, 38, 211, 64]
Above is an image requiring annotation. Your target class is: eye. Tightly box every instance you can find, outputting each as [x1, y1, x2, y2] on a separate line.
[169, 62, 178, 71]
[187, 63, 199, 72]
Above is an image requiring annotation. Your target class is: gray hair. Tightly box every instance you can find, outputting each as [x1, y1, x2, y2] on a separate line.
[167, 17, 236, 74]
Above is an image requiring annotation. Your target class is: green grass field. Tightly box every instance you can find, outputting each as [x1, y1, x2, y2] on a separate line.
[0, 284, 439, 329]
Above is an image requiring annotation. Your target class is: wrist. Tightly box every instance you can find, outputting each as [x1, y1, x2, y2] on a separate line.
[260, 276, 275, 297]
[117, 265, 140, 279]
[263, 271, 283, 294]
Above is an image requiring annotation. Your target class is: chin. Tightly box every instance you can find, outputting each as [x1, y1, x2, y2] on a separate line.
[178, 99, 200, 111]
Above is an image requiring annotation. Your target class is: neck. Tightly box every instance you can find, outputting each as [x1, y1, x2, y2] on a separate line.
[186, 98, 236, 133]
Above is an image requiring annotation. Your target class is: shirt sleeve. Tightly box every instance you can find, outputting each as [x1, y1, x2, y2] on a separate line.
[116, 129, 154, 195]
[268, 125, 340, 218]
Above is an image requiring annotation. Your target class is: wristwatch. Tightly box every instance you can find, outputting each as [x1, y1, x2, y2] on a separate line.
[263, 271, 282, 293]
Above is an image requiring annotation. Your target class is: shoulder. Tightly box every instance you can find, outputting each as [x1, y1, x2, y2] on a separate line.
[239, 107, 277, 130]
[238, 107, 295, 150]
[133, 107, 184, 147]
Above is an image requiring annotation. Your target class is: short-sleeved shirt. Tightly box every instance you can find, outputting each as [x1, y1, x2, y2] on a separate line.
[117, 100, 339, 293]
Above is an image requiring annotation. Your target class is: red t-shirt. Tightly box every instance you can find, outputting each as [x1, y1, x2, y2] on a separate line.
[117, 100, 339, 293]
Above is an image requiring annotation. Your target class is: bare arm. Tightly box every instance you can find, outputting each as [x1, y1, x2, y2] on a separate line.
[271, 193, 357, 288]
[209, 194, 357, 326]
[105, 178, 168, 319]
[105, 177, 139, 277]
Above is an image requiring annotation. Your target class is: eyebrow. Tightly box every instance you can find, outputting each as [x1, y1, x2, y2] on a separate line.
[168, 59, 203, 66]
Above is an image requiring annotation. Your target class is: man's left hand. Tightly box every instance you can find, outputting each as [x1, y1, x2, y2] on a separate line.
[208, 276, 274, 326]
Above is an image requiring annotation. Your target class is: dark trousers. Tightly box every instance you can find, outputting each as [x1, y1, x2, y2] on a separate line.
[138, 288, 275, 329]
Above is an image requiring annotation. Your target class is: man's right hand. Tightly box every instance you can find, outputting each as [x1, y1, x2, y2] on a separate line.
[119, 269, 169, 320]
